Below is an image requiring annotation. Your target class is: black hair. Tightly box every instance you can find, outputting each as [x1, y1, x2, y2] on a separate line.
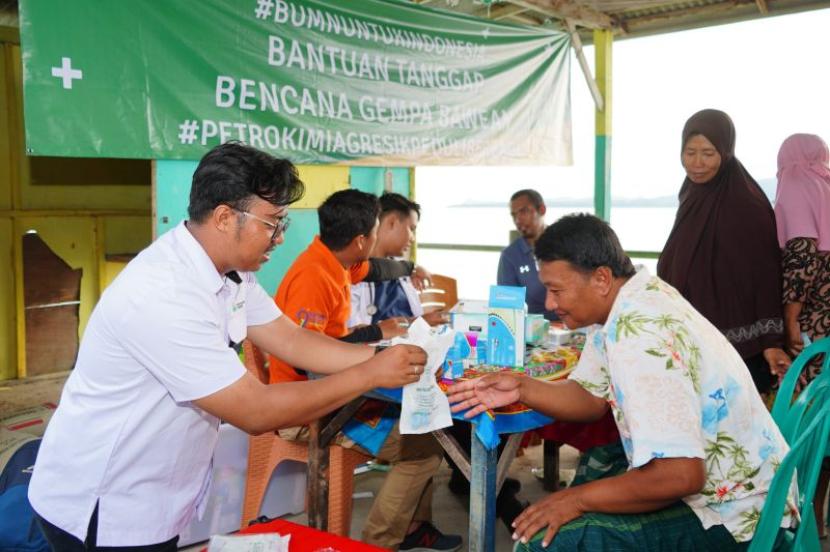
[535, 213, 636, 278]
[510, 189, 545, 210]
[379, 192, 421, 221]
[188, 142, 304, 222]
[318, 189, 381, 251]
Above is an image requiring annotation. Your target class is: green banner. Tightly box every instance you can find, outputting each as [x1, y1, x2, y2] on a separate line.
[20, 0, 572, 165]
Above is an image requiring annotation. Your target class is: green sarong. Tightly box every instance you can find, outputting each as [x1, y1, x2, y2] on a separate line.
[516, 442, 790, 551]
[514, 501, 758, 552]
[570, 441, 629, 487]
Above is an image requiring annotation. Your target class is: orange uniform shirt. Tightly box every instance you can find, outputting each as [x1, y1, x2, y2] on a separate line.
[269, 236, 369, 383]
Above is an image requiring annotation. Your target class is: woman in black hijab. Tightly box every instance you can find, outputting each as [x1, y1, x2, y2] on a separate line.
[657, 109, 790, 394]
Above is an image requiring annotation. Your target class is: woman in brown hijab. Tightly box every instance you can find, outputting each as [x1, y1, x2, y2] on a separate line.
[657, 109, 790, 394]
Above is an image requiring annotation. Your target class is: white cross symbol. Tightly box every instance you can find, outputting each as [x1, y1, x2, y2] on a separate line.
[51, 57, 83, 89]
[481, 27, 491, 39]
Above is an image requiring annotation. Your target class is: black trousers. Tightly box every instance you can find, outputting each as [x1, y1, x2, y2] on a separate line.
[36, 503, 179, 552]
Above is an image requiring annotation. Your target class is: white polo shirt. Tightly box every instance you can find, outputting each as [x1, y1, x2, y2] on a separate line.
[28, 222, 280, 546]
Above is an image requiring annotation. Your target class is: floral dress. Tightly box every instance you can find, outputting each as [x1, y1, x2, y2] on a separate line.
[782, 237, 830, 380]
[570, 268, 796, 543]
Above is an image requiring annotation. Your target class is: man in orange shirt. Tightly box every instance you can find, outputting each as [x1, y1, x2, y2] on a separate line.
[270, 189, 461, 552]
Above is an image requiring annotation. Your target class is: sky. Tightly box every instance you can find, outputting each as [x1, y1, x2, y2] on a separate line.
[416, 7, 830, 204]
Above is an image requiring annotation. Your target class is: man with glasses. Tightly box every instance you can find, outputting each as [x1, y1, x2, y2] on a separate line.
[28, 143, 427, 551]
[232, 207, 291, 242]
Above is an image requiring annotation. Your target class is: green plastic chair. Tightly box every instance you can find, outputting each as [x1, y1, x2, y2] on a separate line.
[750, 337, 830, 552]
[749, 395, 830, 551]
[771, 337, 830, 438]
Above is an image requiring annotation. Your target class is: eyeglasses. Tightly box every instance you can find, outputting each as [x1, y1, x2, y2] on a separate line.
[233, 208, 290, 241]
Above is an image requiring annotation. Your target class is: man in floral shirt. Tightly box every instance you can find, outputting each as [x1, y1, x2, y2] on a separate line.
[448, 213, 795, 551]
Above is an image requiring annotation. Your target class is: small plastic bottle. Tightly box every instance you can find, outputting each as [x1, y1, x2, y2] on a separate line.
[476, 337, 487, 365]
[443, 344, 459, 380]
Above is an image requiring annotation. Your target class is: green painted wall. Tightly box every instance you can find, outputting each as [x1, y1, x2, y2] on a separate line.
[154, 164, 411, 296]
[350, 167, 411, 196]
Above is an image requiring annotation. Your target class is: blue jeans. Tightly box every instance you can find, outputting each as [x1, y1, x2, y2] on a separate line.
[36, 503, 178, 552]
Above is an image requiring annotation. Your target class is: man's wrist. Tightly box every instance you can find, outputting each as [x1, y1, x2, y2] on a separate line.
[568, 483, 591, 514]
[515, 372, 528, 404]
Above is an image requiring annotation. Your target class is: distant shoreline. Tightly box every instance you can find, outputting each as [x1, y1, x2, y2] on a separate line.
[450, 197, 678, 208]
[449, 176, 776, 209]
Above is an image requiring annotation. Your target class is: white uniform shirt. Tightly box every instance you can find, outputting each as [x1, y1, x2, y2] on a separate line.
[28, 222, 280, 545]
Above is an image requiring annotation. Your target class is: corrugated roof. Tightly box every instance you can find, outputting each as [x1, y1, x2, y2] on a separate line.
[415, 0, 830, 39]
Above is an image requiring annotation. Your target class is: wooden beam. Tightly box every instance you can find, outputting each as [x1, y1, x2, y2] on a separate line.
[472, 3, 529, 21]
[495, 433, 523, 494]
[505, 0, 615, 29]
[0, 25, 19, 44]
[504, 12, 545, 25]
[13, 217, 25, 378]
[567, 19, 604, 112]
[307, 419, 330, 531]
[756, 0, 769, 13]
[432, 429, 471, 482]
[494, 6, 530, 20]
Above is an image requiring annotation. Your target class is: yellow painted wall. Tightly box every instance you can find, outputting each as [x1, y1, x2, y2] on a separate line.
[0, 45, 10, 212]
[294, 166, 349, 208]
[103, 216, 152, 255]
[0, 220, 14, 379]
[101, 215, 152, 290]
[0, 30, 152, 380]
[102, 261, 128, 290]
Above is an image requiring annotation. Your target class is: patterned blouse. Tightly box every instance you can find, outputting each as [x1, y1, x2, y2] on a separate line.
[570, 268, 795, 542]
[782, 237, 830, 378]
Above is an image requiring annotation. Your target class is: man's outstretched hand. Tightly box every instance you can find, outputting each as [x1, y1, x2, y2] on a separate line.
[446, 372, 523, 417]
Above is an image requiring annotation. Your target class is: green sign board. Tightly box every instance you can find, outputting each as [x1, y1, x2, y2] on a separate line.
[20, 0, 572, 165]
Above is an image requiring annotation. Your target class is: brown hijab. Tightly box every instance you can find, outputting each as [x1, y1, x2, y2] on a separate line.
[657, 109, 783, 358]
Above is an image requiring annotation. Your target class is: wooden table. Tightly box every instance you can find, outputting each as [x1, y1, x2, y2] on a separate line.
[304, 392, 552, 552]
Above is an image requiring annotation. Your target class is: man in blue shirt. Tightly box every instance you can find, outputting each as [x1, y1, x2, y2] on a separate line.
[497, 189, 558, 320]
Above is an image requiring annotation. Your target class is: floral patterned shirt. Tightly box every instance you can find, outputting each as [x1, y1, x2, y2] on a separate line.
[570, 268, 795, 542]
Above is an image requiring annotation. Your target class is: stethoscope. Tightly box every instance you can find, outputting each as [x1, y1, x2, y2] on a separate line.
[366, 283, 378, 316]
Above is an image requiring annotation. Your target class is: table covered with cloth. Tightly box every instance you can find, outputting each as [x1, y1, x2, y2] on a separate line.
[343, 345, 583, 452]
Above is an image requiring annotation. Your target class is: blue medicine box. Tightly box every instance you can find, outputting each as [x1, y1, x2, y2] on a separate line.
[486, 285, 526, 368]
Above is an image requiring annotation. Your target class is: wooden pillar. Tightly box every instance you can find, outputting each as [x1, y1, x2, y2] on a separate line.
[307, 419, 330, 531]
[593, 29, 613, 222]
[542, 440, 561, 492]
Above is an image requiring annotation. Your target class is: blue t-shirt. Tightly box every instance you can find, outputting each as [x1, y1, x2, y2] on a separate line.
[497, 237, 558, 320]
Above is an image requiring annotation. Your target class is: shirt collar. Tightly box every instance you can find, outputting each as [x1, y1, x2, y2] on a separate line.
[309, 236, 350, 282]
[174, 222, 226, 294]
[603, 266, 652, 333]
